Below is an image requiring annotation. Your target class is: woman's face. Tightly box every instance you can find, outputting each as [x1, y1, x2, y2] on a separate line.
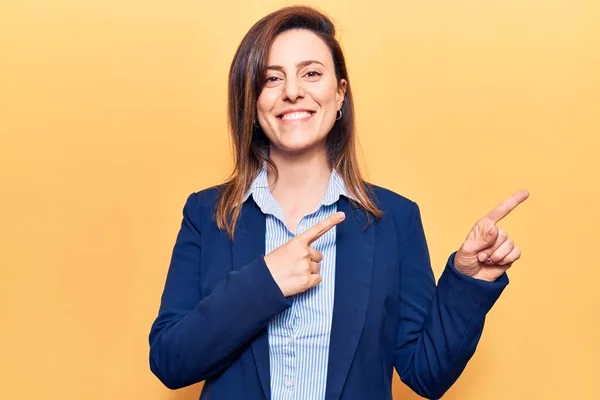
[256, 29, 346, 155]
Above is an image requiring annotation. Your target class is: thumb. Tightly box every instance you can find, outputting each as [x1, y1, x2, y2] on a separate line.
[485, 224, 498, 243]
[475, 224, 498, 262]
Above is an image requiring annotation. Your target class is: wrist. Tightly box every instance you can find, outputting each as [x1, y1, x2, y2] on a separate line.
[471, 271, 498, 282]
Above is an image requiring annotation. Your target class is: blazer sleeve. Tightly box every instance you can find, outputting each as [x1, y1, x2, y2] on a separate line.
[148, 193, 291, 390]
[394, 201, 508, 399]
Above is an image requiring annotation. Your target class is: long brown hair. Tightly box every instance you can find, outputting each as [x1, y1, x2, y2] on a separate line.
[216, 5, 382, 238]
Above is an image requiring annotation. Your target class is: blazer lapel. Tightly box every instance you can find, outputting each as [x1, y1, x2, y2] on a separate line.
[325, 196, 375, 400]
[231, 199, 271, 400]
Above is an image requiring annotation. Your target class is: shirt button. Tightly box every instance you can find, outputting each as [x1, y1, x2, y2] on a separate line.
[285, 379, 293, 387]
[287, 335, 294, 344]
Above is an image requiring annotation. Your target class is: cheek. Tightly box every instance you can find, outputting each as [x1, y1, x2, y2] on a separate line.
[314, 89, 340, 121]
[313, 84, 340, 111]
[256, 90, 278, 114]
[255, 92, 279, 141]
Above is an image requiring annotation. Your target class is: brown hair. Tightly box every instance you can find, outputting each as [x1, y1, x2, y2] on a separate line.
[216, 5, 382, 238]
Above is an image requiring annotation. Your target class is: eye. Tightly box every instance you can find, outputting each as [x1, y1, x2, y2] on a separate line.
[305, 70, 322, 79]
[263, 75, 283, 88]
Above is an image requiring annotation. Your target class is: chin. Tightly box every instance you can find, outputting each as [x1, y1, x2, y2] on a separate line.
[277, 138, 324, 155]
[274, 130, 318, 150]
[279, 143, 314, 154]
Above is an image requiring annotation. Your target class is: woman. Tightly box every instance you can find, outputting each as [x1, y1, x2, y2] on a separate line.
[149, 6, 528, 400]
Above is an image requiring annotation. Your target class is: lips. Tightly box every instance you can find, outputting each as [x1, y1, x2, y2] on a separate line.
[277, 108, 316, 120]
[279, 111, 314, 121]
[277, 109, 315, 124]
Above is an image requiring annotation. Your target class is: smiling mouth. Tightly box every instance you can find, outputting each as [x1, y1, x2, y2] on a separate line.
[277, 111, 315, 123]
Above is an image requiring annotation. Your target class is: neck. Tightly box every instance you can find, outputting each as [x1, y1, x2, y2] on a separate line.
[267, 144, 331, 203]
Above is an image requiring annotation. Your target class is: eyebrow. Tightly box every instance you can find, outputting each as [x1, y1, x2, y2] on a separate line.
[266, 60, 325, 71]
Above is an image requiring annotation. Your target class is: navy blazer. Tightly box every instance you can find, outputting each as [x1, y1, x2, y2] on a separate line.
[149, 185, 508, 400]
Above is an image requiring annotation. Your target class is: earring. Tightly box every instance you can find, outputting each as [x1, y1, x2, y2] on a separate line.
[254, 118, 260, 128]
[336, 109, 343, 121]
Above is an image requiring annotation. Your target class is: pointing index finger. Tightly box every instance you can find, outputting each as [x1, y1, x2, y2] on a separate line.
[297, 211, 345, 245]
[486, 189, 530, 223]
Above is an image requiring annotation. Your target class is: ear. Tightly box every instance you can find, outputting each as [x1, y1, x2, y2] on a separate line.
[336, 79, 347, 109]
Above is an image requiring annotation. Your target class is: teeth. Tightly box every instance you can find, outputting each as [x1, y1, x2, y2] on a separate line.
[281, 111, 312, 120]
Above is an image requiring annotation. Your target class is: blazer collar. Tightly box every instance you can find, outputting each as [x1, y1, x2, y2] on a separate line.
[231, 196, 375, 400]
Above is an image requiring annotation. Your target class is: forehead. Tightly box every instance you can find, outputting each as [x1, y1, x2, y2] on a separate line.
[268, 29, 333, 67]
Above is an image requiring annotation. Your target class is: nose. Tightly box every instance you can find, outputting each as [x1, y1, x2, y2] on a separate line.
[282, 76, 304, 102]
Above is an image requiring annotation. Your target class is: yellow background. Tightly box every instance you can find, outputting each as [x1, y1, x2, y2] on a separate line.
[1, 0, 599, 399]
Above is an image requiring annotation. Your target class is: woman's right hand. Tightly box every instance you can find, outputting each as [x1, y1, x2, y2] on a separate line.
[264, 211, 346, 297]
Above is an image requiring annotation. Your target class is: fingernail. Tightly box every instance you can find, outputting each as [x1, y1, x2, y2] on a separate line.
[336, 212, 345, 220]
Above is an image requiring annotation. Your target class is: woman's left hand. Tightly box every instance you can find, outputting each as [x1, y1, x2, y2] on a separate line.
[454, 190, 530, 282]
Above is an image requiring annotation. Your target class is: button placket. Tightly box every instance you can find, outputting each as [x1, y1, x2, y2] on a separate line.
[256, 171, 344, 399]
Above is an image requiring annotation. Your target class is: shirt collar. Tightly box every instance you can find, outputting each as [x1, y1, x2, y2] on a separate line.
[242, 164, 351, 207]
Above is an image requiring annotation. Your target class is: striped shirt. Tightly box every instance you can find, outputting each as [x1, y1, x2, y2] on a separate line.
[243, 165, 349, 400]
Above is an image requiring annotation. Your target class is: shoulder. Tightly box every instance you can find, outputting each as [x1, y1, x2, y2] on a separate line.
[365, 183, 426, 236]
[367, 183, 417, 216]
[180, 184, 226, 221]
[188, 184, 225, 207]
[366, 183, 425, 242]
